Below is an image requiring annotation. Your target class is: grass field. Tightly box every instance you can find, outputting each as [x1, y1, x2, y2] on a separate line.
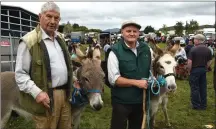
[5, 43, 215, 129]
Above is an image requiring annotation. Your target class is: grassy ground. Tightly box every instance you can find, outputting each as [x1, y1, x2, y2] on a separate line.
[5, 43, 215, 129]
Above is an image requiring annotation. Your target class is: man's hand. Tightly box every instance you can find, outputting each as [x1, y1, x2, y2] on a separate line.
[35, 91, 50, 109]
[74, 80, 81, 89]
[135, 80, 148, 89]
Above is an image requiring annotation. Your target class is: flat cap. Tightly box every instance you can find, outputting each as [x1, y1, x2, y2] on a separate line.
[194, 34, 205, 41]
[121, 21, 141, 30]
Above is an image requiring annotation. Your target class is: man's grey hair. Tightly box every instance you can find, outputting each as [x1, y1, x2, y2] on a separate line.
[194, 34, 205, 44]
[41, 1, 60, 14]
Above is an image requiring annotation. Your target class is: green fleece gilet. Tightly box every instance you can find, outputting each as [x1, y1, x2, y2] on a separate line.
[111, 39, 151, 104]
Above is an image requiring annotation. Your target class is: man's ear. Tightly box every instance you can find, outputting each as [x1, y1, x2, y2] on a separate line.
[121, 29, 123, 35]
[39, 13, 42, 21]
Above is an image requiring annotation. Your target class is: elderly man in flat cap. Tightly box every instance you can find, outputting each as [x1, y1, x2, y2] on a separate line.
[187, 34, 212, 110]
[107, 21, 151, 129]
[15, 2, 73, 129]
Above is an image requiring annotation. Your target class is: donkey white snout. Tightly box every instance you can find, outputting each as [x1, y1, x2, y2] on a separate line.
[89, 93, 103, 111]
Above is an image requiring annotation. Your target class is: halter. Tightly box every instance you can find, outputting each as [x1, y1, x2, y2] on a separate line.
[163, 73, 175, 78]
[71, 67, 102, 107]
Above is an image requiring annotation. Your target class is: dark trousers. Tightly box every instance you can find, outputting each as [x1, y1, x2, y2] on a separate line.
[189, 67, 207, 109]
[110, 103, 143, 129]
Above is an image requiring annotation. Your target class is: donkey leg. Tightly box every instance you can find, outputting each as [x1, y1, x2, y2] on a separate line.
[150, 114, 156, 129]
[13, 107, 32, 121]
[1, 109, 12, 129]
[71, 106, 85, 129]
[162, 96, 171, 127]
[149, 100, 159, 129]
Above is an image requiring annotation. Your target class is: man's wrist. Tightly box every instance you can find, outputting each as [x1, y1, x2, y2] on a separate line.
[30, 85, 43, 99]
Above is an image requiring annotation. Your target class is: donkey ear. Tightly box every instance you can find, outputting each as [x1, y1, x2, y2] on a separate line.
[148, 40, 163, 56]
[92, 45, 101, 64]
[169, 42, 181, 56]
[71, 44, 87, 63]
[86, 45, 93, 58]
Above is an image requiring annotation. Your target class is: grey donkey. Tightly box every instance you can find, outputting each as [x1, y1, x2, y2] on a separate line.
[1, 44, 105, 129]
[71, 44, 105, 129]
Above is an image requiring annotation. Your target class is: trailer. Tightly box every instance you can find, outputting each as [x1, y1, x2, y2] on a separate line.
[1, 4, 39, 72]
[98, 32, 111, 47]
[71, 31, 85, 44]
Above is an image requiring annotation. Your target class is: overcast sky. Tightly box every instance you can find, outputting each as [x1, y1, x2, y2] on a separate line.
[2, 2, 215, 30]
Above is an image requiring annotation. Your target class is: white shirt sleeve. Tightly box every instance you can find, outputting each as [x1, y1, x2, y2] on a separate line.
[15, 41, 42, 99]
[107, 51, 121, 86]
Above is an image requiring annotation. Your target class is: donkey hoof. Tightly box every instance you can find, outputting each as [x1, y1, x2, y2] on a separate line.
[167, 123, 171, 127]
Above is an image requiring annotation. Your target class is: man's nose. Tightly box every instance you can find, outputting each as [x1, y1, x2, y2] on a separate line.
[50, 17, 55, 23]
[129, 32, 135, 35]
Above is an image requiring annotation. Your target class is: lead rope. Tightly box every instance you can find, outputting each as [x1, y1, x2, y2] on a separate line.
[141, 70, 164, 129]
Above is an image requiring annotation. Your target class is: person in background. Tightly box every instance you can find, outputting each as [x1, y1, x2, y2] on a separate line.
[166, 39, 175, 51]
[187, 34, 212, 110]
[103, 42, 111, 61]
[185, 36, 189, 45]
[175, 40, 187, 64]
[206, 44, 214, 72]
[185, 39, 194, 58]
[214, 55, 216, 97]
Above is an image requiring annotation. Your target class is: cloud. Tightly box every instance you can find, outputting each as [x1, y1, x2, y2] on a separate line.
[2, 2, 215, 30]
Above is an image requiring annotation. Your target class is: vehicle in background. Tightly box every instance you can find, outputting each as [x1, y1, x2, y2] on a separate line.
[71, 31, 85, 44]
[203, 28, 215, 46]
[173, 36, 186, 47]
[99, 32, 111, 47]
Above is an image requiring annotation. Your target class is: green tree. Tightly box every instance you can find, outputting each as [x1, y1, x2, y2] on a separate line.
[63, 21, 72, 33]
[185, 21, 190, 35]
[174, 21, 184, 36]
[143, 26, 155, 34]
[188, 19, 199, 34]
[161, 24, 168, 35]
[88, 29, 102, 33]
[77, 26, 88, 32]
[72, 23, 79, 29]
[155, 30, 161, 37]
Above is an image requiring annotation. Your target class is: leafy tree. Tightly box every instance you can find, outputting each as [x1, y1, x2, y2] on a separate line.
[88, 29, 102, 33]
[155, 30, 161, 37]
[161, 24, 168, 35]
[143, 26, 155, 34]
[185, 21, 190, 35]
[62, 22, 102, 33]
[63, 21, 72, 33]
[174, 21, 184, 36]
[73, 23, 79, 29]
[188, 19, 199, 34]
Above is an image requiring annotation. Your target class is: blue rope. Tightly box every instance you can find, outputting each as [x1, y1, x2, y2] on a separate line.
[142, 70, 167, 129]
[71, 84, 101, 105]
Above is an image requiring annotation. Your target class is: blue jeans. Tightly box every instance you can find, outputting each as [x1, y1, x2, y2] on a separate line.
[189, 67, 207, 109]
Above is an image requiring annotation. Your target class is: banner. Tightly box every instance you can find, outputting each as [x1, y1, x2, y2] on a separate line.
[1, 41, 11, 47]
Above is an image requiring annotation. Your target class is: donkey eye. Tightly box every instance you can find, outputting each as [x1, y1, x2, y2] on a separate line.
[160, 65, 164, 69]
[83, 77, 89, 82]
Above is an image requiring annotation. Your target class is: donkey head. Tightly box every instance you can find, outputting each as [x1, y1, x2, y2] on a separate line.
[72, 45, 105, 111]
[149, 39, 180, 92]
